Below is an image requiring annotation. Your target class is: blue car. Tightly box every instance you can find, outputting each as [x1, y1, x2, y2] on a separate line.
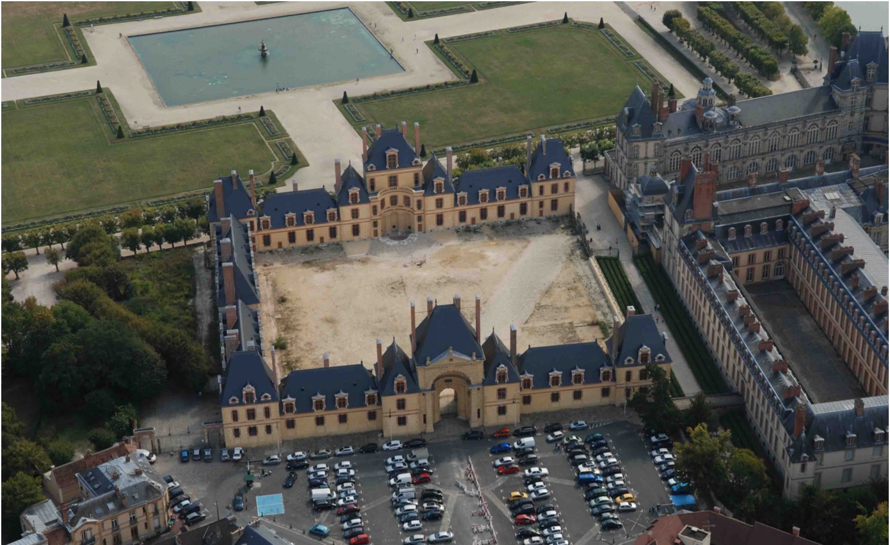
[672, 482, 691, 494]
[180, 449, 189, 463]
[491, 442, 512, 454]
[308, 525, 330, 538]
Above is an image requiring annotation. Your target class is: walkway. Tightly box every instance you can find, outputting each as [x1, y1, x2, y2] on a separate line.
[572, 161, 702, 396]
[673, 393, 743, 411]
[2, 1, 701, 193]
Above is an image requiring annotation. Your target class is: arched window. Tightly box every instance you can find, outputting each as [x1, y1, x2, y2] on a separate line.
[807, 125, 819, 144]
[766, 158, 778, 172]
[749, 137, 761, 155]
[728, 166, 740, 180]
[729, 140, 742, 160]
[803, 150, 817, 165]
[669, 151, 681, 171]
[784, 155, 797, 169]
[744, 225, 752, 237]
[826, 122, 838, 140]
[748, 161, 758, 173]
[728, 227, 736, 239]
[711, 144, 722, 163]
[823, 147, 835, 162]
[691, 147, 702, 167]
[768, 133, 781, 152]
[775, 262, 785, 277]
[760, 222, 768, 234]
[787, 129, 800, 148]
[776, 219, 783, 230]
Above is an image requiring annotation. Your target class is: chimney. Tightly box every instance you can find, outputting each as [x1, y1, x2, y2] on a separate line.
[841, 259, 865, 275]
[214, 180, 226, 218]
[612, 314, 624, 351]
[427, 296, 434, 315]
[829, 46, 839, 72]
[810, 221, 834, 238]
[854, 397, 864, 417]
[221, 216, 231, 234]
[510, 324, 517, 365]
[541, 134, 547, 156]
[875, 299, 888, 316]
[778, 167, 790, 183]
[410, 301, 417, 355]
[851, 273, 861, 289]
[323, 354, 330, 368]
[224, 331, 240, 358]
[526, 135, 533, 171]
[748, 172, 757, 188]
[375, 124, 382, 138]
[863, 285, 878, 300]
[816, 159, 825, 176]
[744, 314, 757, 325]
[248, 170, 257, 209]
[475, 295, 482, 345]
[759, 339, 774, 352]
[738, 304, 751, 317]
[727, 289, 739, 301]
[362, 126, 368, 162]
[626, 305, 636, 317]
[679, 157, 693, 181]
[224, 305, 237, 328]
[376, 338, 383, 379]
[792, 527, 800, 537]
[820, 233, 844, 249]
[291, 180, 299, 193]
[883, 286, 888, 296]
[841, 31, 851, 51]
[793, 403, 807, 438]
[668, 95, 678, 114]
[222, 262, 236, 306]
[334, 159, 342, 194]
[785, 384, 802, 400]
[831, 246, 855, 261]
[270, 345, 279, 387]
[713, 506, 722, 515]
[849, 153, 861, 179]
[803, 209, 825, 225]
[748, 321, 761, 334]
[220, 238, 232, 261]
[60, 505, 69, 527]
[230, 170, 239, 189]
[414, 122, 421, 154]
[773, 360, 789, 374]
[792, 197, 811, 215]
[453, 294, 461, 311]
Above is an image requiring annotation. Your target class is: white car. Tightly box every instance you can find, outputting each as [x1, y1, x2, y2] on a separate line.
[167, 481, 180, 489]
[335, 461, 353, 470]
[136, 449, 157, 463]
[428, 532, 453, 543]
[617, 502, 637, 512]
[538, 510, 558, 521]
[309, 463, 329, 473]
[545, 431, 564, 443]
[577, 462, 598, 473]
[386, 461, 408, 473]
[232, 447, 244, 461]
[569, 420, 589, 431]
[530, 488, 550, 500]
[337, 495, 358, 506]
[599, 458, 619, 469]
[382, 440, 403, 451]
[342, 518, 362, 531]
[409, 460, 430, 470]
[591, 496, 612, 506]
[605, 474, 624, 484]
[338, 489, 355, 499]
[336, 469, 355, 478]
[649, 448, 670, 458]
[286, 451, 307, 462]
[307, 471, 327, 480]
[594, 453, 614, 463]
[403, 532, 425, 543]
[523, 467, 549, 477]
[337, 482, 355, 493]
[545, 534, 564, 545]
[542, 526, 563, 537]
[523, 538, 544, 545]
[606, 480, 626, 490]
[653, 454, 675, 465]
[262, 455, 281, 465]
[335, 446, 355, 457]
[493, 457, 515, 468]
[386, 455, 406, 465]
[172, 500, 191, 514]
[527, 481, 547, 493]
[395, 504, 418, 517]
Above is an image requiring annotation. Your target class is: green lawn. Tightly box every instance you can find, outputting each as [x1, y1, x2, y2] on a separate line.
[2, 2, 175, 69]
[2, 96, 279, 224]
[345, 24, 671, 149]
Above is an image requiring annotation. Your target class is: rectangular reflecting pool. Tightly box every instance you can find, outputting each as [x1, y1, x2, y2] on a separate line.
[129, 8, 403, 107]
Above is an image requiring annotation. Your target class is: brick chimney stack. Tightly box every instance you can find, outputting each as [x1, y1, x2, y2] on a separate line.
[376, 338, 383, 379]
[748, 172, 757, 188]
[446, 146, 453, 180]
[248, 169, 257, 209]
[214, 180, 226, 218]
[414, 122, 421, 155]
[362, 127, 368, 162]
[334, 159, 342, 194]
[792, 527, 801, 537]
[793, 403, 807, 438]
[453, 294, 461, 310]
[855, 397, 865, 416]
[626, 306, 636, 317]
[816, 159, 825, 176]
[475, 295, 482, 345]
[375, 124, 382, 138]
[778, 167, 790, 184]
[410, 301, 417, 355]
[427, 296, 434, 315]
[828, 46, 839, 72]
[526, 135, 533, 172]
[401, 120, 408, 141]
[222, 262, 236, 306]
[510, 324, 517, 365]
[323, 354, 330, 368]
[849, 153, 861, 179]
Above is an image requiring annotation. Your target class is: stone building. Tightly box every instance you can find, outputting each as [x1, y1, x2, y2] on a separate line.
[208, 125, 575, 250]
[607, 31, 887, 191]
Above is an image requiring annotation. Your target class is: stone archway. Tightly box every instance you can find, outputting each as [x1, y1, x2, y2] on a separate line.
[431, 373, 471, 424]
[439, 388, 457, 416]
[380, 209, 414, 237]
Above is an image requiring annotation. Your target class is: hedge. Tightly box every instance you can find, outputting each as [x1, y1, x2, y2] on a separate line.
[596, 256, 645, 313]
[697, 6, 779, 79]
[634, 254, 729, 394]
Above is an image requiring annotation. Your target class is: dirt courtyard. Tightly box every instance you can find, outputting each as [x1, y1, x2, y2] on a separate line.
[256, 219, 608, 372]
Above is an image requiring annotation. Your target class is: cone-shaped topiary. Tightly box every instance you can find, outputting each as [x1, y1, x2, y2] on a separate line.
[408, 7, 414, 18]
[259, 105, 266, 117]
[63, 13, 71, 27]
[598, 17, 604, 29]
[562, 12, 568, 24]
[187, 1, 194, 11]
[291, 152, 298, 166]
[470, 69, 478, 83]
[668, 83, 676, 98]
[96, 80, 102, 94]
[117, 125, 124, 139]
[81, 53, 87, 64]
[420, 144, 426, 158]
[269, 170, 277, 185]
[342, 91, 349, 104]
[434, 34, 440, 45]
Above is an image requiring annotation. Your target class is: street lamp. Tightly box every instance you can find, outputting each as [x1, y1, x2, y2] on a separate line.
[214, 501, 220, 521]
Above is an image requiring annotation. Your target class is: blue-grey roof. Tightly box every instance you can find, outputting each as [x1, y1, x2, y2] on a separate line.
[831, 31, 888, 88]
[422, 155, 453, 195]
[413, 304, 483, 367]
[216, 216, 259, 307]
[220, 351, 278, 406]
[482, 331, 520, 385]
[716, 224, 789, 254]
[380, 339, 421, 395]
[337, 164, 370, 206]
[281, 363, 377, 413]
[236, 525, 289, 545]
[209, 174, 256, 223]
[788, 396, 889, 463]
[668, 162, 700, 223]
[638, 174, 670, 196]
[456, 166, 526, 204]
[606, 314, 672, 367]
[518, 342, 611, 388]
[261, 188, 337, 229]
[616, 86, 658, 140]
[364, 128, 419, 171]
[528, 138, 574, 181]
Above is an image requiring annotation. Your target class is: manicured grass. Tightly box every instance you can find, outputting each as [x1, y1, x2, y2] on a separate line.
[634, 254, 730, 394]
[2, 2, 175, 69]
[596, 256, 645, 313]
[2, 94, 279, 224]
[347, 24, 672, 149]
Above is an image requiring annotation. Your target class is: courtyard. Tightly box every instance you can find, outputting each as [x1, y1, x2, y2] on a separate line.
[342, 22, 675, 149]
[256, 219, 609, 372]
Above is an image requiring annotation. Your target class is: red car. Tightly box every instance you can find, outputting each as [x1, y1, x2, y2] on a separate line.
[349, 535, 370, 545]
[493, 427, 512, 438]
[413, 473, 432, 484]
[498, 464, 520, 475]
[514, 514, 536, 525]
[337, 504, 360, 516]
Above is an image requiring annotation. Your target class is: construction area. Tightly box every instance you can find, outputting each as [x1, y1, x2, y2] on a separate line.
[256, 218, 612, 372]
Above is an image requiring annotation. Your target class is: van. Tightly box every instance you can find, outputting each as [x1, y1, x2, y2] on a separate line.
[388, 472, 412, 487]
[391, 489, 417, 502]
[168, 487, 184, 500]
[311, 488, 335, 502]
[577, 472, 598, 484]
[513, 438, 536, 450]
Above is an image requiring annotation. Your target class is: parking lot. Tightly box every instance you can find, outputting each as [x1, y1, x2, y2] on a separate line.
[152, 418, 672, 545]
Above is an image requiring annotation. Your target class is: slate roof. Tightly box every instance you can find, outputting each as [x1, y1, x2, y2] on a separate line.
[151, 517, 242, 545]
[616, 86, 658, 140]
[236, 526, 291, 545]
[20, 501, 60, 535]
[216, 216, 259, 307]
[209, 174, 256, 223]
[527, 138, 574, 181]
[379, 339, 420, 395]
[830, 31, 889, 88]
[638, 173, 670, 196]
[787, 396, 889, 463]
[668, 162, 700, 223]
[45, 443, 135, 503]
[261, 188, 337, 229]
[220, 351, 278, 406]
[364, 128, 419, 171]
[222, 300, 262, 355]
[481, 331, 521, 386]
[422, 155, 454, 196]
[634, 510, 822, 545]
[281, 363, 378, 413]
[455, 166, 526, 204]
[337, 164, 370, 206]
[518, 342, 611, 389]
[606, 314, 672, 367]
[413, 304, 484, 368]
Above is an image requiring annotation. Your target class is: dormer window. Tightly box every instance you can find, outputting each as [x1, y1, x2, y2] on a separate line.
[776, 219, 784, 231]
[229, 396, 239, 405]
[550, 166, 559, 178]
[365, 391, 378, 405]
[435, 181, 444, 194]
[519, 186, 528, 198]
[572, 369, 584, 384]
[335, 392, 348, 409]
[496, 188, 506, 201]
[875, 428, 885, 444]
[283, 400, 296, 414]
[655, 354, 665, 362]
[349, 190, 359, 204]
[285, 213, 296, 227]
[412, 158, 421, 166]
[243, 386, 256, 404]
[304, 211, 314, 225]
[386, 151, 398, 169]
[867, 63, 877, 82]
[760, 222, 768, 235]
[521, 377, 532, 390]
[601, 368, 612, 381]
[851, 77, 860, 92]
[728, 227, 736, 240]
[458, 194, 467, 206]
[261, 217, 271, 230]
[744, 225, 752, 237]
[480, 191, 489, 203]
[260, 393, 272, 401]
[367, 164, 376, 171]
[327, 210, 337, 222]
[395, 376, 407, 394]
[814, 435, 824, 451]
[313, 395, 325, 412]
[549, 371, 562, 387]
[846, 432, 857, 447]
[538, 174, 546, 181]
[496, 365, 508, 384]
[639, 346, 651, 364]
[801, 454, 808, 473]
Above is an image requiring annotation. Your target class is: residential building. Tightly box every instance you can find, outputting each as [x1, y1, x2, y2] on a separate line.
[635, 507, 820, 545]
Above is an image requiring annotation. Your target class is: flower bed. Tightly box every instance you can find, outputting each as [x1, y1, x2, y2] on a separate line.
[600, 27, 635, 58]
[442, 31, 495, 44]
[145, 192, 206, 208]
[352, 79, 470, 103]
[344, 103, 366, 123]
[97, 93, 121, 132]
[506, 20, 561, 34]
[22, 90, 93, 105]
[74, 6, 187, 26]
[391, 1, 409, 15]
[64, 26, 86, 61]
[570, 21, 596, 30]
[275, 141, 294, 161]
[476, 1, 523, 9]
[633, 61, 672, 93]
[433, 132, 535, 155]
[434, 43, 472, 78]
[260, 116, 280, 136]
[128, 114, 253, 138]
[546, 117, 613, 135]
[5, 205, 131, 234]
[418, 6, 471, 17]
[11, 60, 77, 75]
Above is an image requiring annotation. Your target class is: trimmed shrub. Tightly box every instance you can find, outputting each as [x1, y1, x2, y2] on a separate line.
[470, 69, 478, 83]
[259, 105, 265, 116]
[63, 13, 71, 27]
[562, 12, 568, 24]
[342, 91, 349, 104]
[598, 17, 604, 29]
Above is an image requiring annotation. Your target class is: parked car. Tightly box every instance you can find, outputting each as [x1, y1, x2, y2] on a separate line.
[335, 446, 355, 457]
[590, 503, 616, 517]
[421, 489, 444, 501]
[232, 447, 244, 461]
[601, 518, 623, 531]
[530, 488, 550, 500]
[608, 486, 629, 498]
[283, 472, 297, 488]
[349, 534, 370, 545]
[523, 467, 549, 477]
[404, 438, 427, 448]
[545, 431, 564, 443]
[598, 458, 619, 469]
[286, 452, 307, 462]
[180, 450, 189, 463]
[342, 518, 363, 531]
[403, 534, 425, 544]
[544, 423, 563, 433]
[518, 454, 539, 466]
[359, 443, 379, 453]
[527, 482, 547, 493]
[382, 440, 403, 451]
[661, 468, 676, 480]
[614, 492, 636, 504]
[344, 528, 364, 539]
[516, 529, 542, 540]
[428, 532, 453, 543]
[287, 460, 308, 470]
[569, 420, 589, 431]
[192, 449, 201, 461]
[262, 455, 281, 465]
[387, 461, 408, 474]
[511, 503, 535, 516]
[498, 464, 520, 475]
[523, 538, 544, 545]
[585, 432, 604, 443]
[310, 449, 332, 460]
[514, 514, 536, 525]
[413, 473, 432, 484]
[509, 491, 529, 502]
[493, 427, 512, 438]
[462, 430, 485, 440]
[491, 442, 512, 454]
[220, 448, 230, 462]
[653, 454, 675, 465]
[422, 509, 443, 521]
[650, 447, 671, 458]
[203, 448, 212, 462]
[399, 512, 420, 524]
[233, 493, 244, 511]
[309, 463, 329, 473]
[493, 457, 515, 468]
[308, 525, 330, 538]
[513, 426, 537, 437]
[402, 522, 423, 533]
[172, 500, 192, 514]
[184, 512, 206, 525]
[617, 502, 637, 512]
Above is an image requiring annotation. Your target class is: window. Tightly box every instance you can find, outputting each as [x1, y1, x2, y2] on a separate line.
[233, 427, 241, 438]
[728, 227, 736, 239]
[498, 205, 505, 218]
[390, 196, 397, 206]
[763, 250, 771, 261]
[248, 426, 258, 436]
[231, 410, 239, 422]
[564, 182, 569, 192]
[368, 410, 377, 421]
[784, 155, 797, 169]
[550, 375, 561, 387]
[315, 416, 324, 426]
[397, 398, 406, 410]
[480, 208, 488, 220]
[387, 154, 397, 169]
[842, 468, 853, 483]
[338, 414, 347, 424]
[436, 198, 444, 209]
[372, 205, 378, 215]
[845, 450, 855, 461]
[436, 214, 443, 226]
[496, 368, 507, 384]
[640, 369, 648, 380]
[522, 395, 531, 405]
[336, 396, 347, 409]
[349, 191, 359, 205]
[551, 392, 560, 403]
[871, 464, 881, 479]
[749, 138, 761, 155]
[625, 370, 632, 381]
[550, 166, 559, 178]
[458, 194, 467, 206]
[777, 247, 785, 258]
[787, 130, 800, 148]
[417, 199, 422, 210]
[247, 409, 256, 420]
[550, 199, 558, 211]
[266, 424, 272, 434]
[520, 203, 527, 215]
[403, 196, 410, 207]
[748, 161, 758, 173]
[728, 166, 739, 180]
[691, 147, 702, 166]
[538, 185, 544, 196]
[329, 226, 337, 239]
[395, 378, 406, 394]
[826, 122, 838, 140]
[519, 186, 528, 198]
[435, 181, 444, 193]
[288, 231, 296, 244]
[480, 191, 489, 203]
[369, 179, 376, 192]
[768, 133, 780, 152]
[601, 387, 610, 398]
[573, 390, 582, 400]
[550, 183, 558, 195]
[497, 388, 507, 400]
[498, 405, 507, 416]
[263, 234, 271, 247]
[602, 370, 611, 381]
[823, 147, 834, 161]
[521, 378, 532, 390]
[352, 224, 360, 237]
[729, 141, 741, 160]
[669, 151, 681, 171]
[746, 268, 754, 282]
[711, 145, 722, 162]
[397, 416, 407, 426]
[774, 262, 785, 276]
[313, 399, 324, 411]
[573, 373, 583, 385]
[766, 158, 778, 172]
[807, 126, 819, 144]
[306, 229, 314, 242]
[874, 446, 883, 457]
[732, 256, 739, 267]
[414, 172, 420, 186]
[747, 253, 755, 264]
[286, 419, 295, 429]
[459, 211, 467, 223]
[264, 406, 271, 418]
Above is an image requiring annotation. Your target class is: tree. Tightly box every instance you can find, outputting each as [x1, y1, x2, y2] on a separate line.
[725, 447, 769, 508]
[434, 34, 439, 45]
[269, 170, 277, 185]
[83, 389, 118, 423]
[96, 80, 102, 94]
[630, 363, 682, 434]
[44, 439, 75, 466]
[2, 439, 52, 479]
[2, 233, 23, 253]
[45, 247, 61, 272]
[174, 218, 195, 246]
[580, 142, 600, 171]
[52, 300, 93, 335]
[2, 473, 45, 521]
[162, 222, 182, 248]
[121, 228, 142, 254]
[420, 144, 427, 158]
[81, 53, 87, 64]
[38, 339, 89, 409]
[107, 404, 138, 439]
[675, 423, 733, 497]
[818, 6, 854, 48]
[856, 503, 889, 545]
[663, 9, 682, 29]
[88, 428, 117, 450]
[3, 252, 28, 280]
[259, 105, 265, 117]
[117, 125, 124, 139]
[407, 7, 414, 18]
[470, 69, 478, 83]
[598, 17, 604, 29]
[144, 325, 210, 391]
[1, 402, 24, 447]
[684, 391, 713, 429]
[66, 224, 118, 267]
[341, 91, 349, 104]
[62, 13, 71, 27]
[788, 25, 809, 56]
[291, 152, 298, 166]
[140, 225, 156, 253]
[562, 12, 568, 24]
[23, 231, 42, 254]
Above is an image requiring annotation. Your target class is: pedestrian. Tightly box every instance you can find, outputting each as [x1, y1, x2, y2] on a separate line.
[238, 106, 241, 113]
[416, 48, 419, 54]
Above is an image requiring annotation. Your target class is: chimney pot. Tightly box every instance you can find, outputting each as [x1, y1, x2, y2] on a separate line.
[778, 167, 790, 184]
[334, 159, 342, 193]
[427, 296, 434, 314]
[626, 306, 635, 317]
[231, 170, 238, 188]
[222, 262, 236, 306]
[375, 124, 382, 138]
[401, 120, 408, 140]
[792, 527, 800, 537]
[323, 354, 330, 368]
[248, 169, 257, 209]
[713, 507, 722, 514]
[214, 180, 226, 218]
[446, 147, 453, 180]
[410, 301, 417, 355]
[793, 403, 807, 438]
[414, 122, 421, 155]
[453, 294, 461, 310]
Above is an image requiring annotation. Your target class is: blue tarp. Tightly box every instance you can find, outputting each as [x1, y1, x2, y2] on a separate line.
[256, 493, 285, 516]
[670, 494, 697, 507]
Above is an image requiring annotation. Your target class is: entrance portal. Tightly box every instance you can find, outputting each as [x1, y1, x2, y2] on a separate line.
[439, 388, 457, 417]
